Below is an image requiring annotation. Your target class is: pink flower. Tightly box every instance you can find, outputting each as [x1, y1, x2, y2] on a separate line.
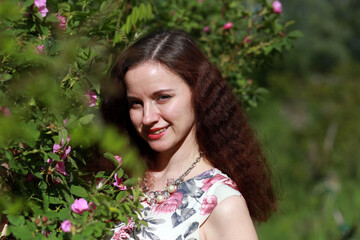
[200, 195, 218, 215]
[154, 191, 183, 214]
[89, 202, 96, 211]
[60, 220, 72, 232]
[34, 0, 48, 17]
[112, 220, 135, 240]
[34, 0, 46, 7]
[243, 36, 251, 44]
[223, 22, 233, 30]
[47, 158, 68, 177]
[71, 198, 91, 214]
[0, 106, 11, 117]
[36, 44, 44, 54]
[203, 26, 210, 33]
[272, 0, 282, 14]
[223, 178, 238, 190]
[46, 137, 71, 176]
[115, 155, 122, 165]
[41, 230, 51, 238]
[53, 137, 71, 160]
[57, 15, 66, 30]
[113, 173, 127, 190]
[55, 161, 68, 176]
[248, 78, 253, 84]
[201, 174, 226, 192]
[85, 89, 98, 107]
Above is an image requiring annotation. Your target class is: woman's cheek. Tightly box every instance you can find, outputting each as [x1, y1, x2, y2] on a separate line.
[129, 110, 142, 128]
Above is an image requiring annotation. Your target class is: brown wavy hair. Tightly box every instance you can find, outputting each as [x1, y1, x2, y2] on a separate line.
[101, 30, 276, 222]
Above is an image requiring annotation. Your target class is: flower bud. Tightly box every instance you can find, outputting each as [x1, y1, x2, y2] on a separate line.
[223, 22, 233, 30]
[60, 220, 72, 232]
[272, 0, 282, 14]
[35, 218, 41, 225]
[203, 26, 210, 33]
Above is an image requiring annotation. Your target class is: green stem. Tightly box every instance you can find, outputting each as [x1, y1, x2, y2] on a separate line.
[112, 1, 125, 48]
[97, 165, 121, 192]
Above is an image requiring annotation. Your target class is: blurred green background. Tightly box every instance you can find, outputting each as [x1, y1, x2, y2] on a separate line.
[251, 0, 360, 239]
[1, 0, 359, 239]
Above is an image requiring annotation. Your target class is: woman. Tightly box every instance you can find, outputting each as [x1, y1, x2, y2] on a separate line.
[101, 30, 276, 240]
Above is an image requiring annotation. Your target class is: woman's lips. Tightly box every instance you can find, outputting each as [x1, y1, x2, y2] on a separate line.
[146, 127, 168, 140]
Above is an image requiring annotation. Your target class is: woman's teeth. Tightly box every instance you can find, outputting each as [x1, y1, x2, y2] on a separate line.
[153, 128, 166, 134]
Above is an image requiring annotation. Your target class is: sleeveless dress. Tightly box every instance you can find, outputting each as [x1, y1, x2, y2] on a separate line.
[112, 168, 242, 240]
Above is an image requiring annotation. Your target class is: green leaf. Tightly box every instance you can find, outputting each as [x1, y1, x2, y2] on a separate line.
[7, 215, 25, 226]
[47, 153, 61, 161]
[48, 196, 65, 204]
[42, 191, 49, 212]
[146, 4, 152, 18]
[117, 168, 124, 178]
[59, 3, 71, 12]
[61, 189, 74, 205]
[103, 152, 120, 166]
[116, 191, 128, 201]
[287, 30, 304, 39]
[46, 14, 59, 23]
[56, 208, 71, 220]
[70, 185, 88, 198]
[78, 114, 95, 125]
[124, 178, 138, 188]
[123, 203, 131, 214]
[139, 4, 146, 20]
[264, 46, 273, 55]
[23, 121, 40, 148]
[8, 225, 33, 240]
[95, 171, 106, 178]
[100, 1, 107, 11]
[0, 73, 12, 82]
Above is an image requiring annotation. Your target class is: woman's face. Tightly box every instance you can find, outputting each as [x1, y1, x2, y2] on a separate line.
[124, 61, 196, 153]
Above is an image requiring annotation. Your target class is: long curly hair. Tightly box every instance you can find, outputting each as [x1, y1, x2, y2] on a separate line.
[101, 30, 276, 222]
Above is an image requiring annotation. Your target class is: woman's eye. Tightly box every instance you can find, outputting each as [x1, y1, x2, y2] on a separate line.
[128, 101, 142, 108]
[156, 95, 171, 102]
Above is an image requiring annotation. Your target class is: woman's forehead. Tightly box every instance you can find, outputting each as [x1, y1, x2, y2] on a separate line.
[124, 61, 189, 96]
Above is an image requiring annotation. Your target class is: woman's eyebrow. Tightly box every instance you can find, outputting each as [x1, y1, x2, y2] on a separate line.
[126, 89, 175, 100]
[151, 89, 175, 97]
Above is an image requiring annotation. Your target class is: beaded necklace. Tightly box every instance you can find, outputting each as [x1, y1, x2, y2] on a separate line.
[140, 152, 204, 205]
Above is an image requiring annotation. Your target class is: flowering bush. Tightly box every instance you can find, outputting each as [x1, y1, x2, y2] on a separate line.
[154, 0, 302, 108]
[0, 0, 299, 239]
[0, 0, 152, 238]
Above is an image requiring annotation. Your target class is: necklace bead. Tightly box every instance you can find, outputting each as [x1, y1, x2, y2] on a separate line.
[167, 184, 177, 193]
[156, 194, 165, 203]
[141, 152, 203, 205]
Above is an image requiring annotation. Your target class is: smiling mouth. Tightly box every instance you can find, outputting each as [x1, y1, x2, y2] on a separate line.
[152, 128, 167, 134]
[146, 126, 168, 140]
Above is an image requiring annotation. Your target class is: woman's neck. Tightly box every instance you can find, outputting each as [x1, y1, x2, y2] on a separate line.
[146, 149, 204, 191]
[145, 128, 213, 190]
[148, 126, 198, 174]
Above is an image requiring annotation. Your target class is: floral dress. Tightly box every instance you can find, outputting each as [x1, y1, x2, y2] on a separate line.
[112, 168, 242, 240]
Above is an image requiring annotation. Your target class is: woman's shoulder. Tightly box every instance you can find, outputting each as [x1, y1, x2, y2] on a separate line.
[194, 168, 242, 199]
[200, 195, 258, 240]
[196, 169, 257, 239]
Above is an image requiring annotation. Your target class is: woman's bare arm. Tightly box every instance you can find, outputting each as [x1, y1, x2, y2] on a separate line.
[200, 196, 258, 240]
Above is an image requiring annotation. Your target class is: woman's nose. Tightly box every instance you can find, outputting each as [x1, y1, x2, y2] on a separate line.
[142, 102, 159, 125]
